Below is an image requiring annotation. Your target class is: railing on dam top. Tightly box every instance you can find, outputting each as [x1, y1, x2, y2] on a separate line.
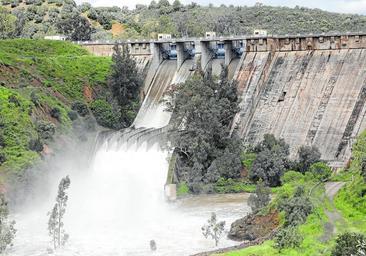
[74, 31, 366, 45]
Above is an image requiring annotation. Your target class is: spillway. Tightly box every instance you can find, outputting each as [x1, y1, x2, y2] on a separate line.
[10, 57, 249, 256]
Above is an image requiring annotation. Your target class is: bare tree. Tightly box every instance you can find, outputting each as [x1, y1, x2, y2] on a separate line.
[201, 213, 225, 246]
[48, 176, 71, 249]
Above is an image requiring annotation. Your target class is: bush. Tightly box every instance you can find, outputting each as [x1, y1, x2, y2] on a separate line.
[30, 91, 40, 107]
[71, 101, 89, 117]
[28, 138, 43, 152]
[248, 180, 271, 212]
[36, 121, 55, 140]
[90, 99, 120, 129]
[274, 226, 303, 251]
[50, 107, 61, 121]
[8, 94, 20, 106]
[250, 134, 289, 187]
[0, 152, 6, 165]
[279, 186, 313, 226]
[331, 232, 366, 256]
[67, 110, 78, 121]
[0, 134, 5, 148]
[297, 145, 321, 173]
[309, 162, 332, 181]
[281, 170, 305, 184]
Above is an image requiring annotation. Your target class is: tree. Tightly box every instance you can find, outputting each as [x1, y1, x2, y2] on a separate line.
[0, 194, 16, 253]
[248, 180, 271, 212]
[109, 44, 142, 127]
[166, 67, 240, 189]
[56, 14, 94, 41]
[0, 7, 16, 39]
[250, 134, 289, 187]
[331, 232, 366, 256]
[48, 176, 71, 250]
[297, 145, 321, 173]
[309, 162, 332, 181]
[201, 213, 225, 246]
[172, 0, 182, 11]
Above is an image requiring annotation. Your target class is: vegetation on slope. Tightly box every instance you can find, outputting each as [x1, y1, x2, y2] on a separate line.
[0, 39, 117, 176]
[1, 0, 366, 40]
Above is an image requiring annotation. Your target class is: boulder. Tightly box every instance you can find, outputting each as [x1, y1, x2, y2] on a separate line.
[228, 211, 280, 241]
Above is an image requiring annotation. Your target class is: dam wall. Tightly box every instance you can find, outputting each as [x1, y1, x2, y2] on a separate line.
[80, 32, 366, 164]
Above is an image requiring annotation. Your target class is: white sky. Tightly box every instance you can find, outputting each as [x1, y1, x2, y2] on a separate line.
[77, 0, 366, 14]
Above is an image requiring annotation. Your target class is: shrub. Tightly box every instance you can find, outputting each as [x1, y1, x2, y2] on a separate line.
[71, 101, 89, 117]
[30, 91, 40, 107]
[36, 121, 55, 140]
[361, 157, 366, 182]
[28, 138, 43, 152]
[279, 186, 313, 226]
[0, 134, 5, 148]
[8, 94, 20, 106]
[0, 152, 6, 165]
[331, 232, 366, 256]
[297, 145, 321, 173]
[90, 99, 120, 129]
[248, 180, 271, 212]
[281, 170, 305, 184]
[50, 107, 61, 121]
[309, 162, 332, 181]
[67, 110, 78, 121]
[274, 226, 303, 251]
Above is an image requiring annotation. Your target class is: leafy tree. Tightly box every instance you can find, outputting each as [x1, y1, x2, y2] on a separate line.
[297, 145, 321, 173]
[0, 7, 16, 39]
[0, 194, 16, 253]
[250, 134, 289, 187]
[71, 101, 89, 117]
[201, 212, 225, 246]
[56, 13, 94, 41]
[274, 226, 303, 251]
[172, 0, 182, 11]
[279, 186, 313, 227]
[248, 180, 271, 212]
[309, 162, 332, 181]
[331, 232, 366, 256]
[109, 44, 142, 127]
[166, 67, 240, 189]
[48, 176, 71, 250]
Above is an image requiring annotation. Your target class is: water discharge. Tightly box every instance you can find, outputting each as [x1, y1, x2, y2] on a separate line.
[10, 59, 250, 256]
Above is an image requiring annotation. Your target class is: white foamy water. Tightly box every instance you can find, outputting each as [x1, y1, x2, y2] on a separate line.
[9, 60, 250, 256]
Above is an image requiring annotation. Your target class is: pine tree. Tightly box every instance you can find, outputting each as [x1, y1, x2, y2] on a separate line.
[0, 194, 16, 253]
[109, 43, 142, 127]
[48, 176, 71, 249]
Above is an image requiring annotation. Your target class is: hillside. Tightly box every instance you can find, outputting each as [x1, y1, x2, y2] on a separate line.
[0, 39, 115, 178]
[1, 0, 366, 40]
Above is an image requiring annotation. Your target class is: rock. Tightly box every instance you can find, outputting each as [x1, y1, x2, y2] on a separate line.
[228, 211, 280, 241]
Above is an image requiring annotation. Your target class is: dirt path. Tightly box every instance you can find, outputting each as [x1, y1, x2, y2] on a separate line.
[320, 182, 346, 242]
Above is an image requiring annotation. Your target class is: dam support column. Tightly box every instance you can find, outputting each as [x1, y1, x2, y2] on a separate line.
[142, 42, 164, 97]
[200, 41, 211, 71]
[224, 40, 234, 66]
[177, 42, 190, 70]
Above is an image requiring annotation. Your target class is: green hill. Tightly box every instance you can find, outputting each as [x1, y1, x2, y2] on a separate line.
[0, 39, 113, 176]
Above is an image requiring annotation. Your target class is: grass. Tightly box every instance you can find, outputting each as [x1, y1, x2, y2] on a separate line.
[216, 172, 333, 256]
[0, 39, 112, 175]
[0, 87, 39, 172]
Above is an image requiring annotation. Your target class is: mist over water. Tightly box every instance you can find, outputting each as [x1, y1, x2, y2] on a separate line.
[9, 60, 250, 255]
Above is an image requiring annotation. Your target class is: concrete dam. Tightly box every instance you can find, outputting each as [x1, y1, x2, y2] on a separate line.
[80, 33, 366, 165]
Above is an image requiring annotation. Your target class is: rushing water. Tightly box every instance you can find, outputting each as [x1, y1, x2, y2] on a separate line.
[9, 60, 250, 255]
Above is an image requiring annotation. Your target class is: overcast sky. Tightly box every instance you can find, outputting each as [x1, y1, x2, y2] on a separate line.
[77, 0, 366, 14]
